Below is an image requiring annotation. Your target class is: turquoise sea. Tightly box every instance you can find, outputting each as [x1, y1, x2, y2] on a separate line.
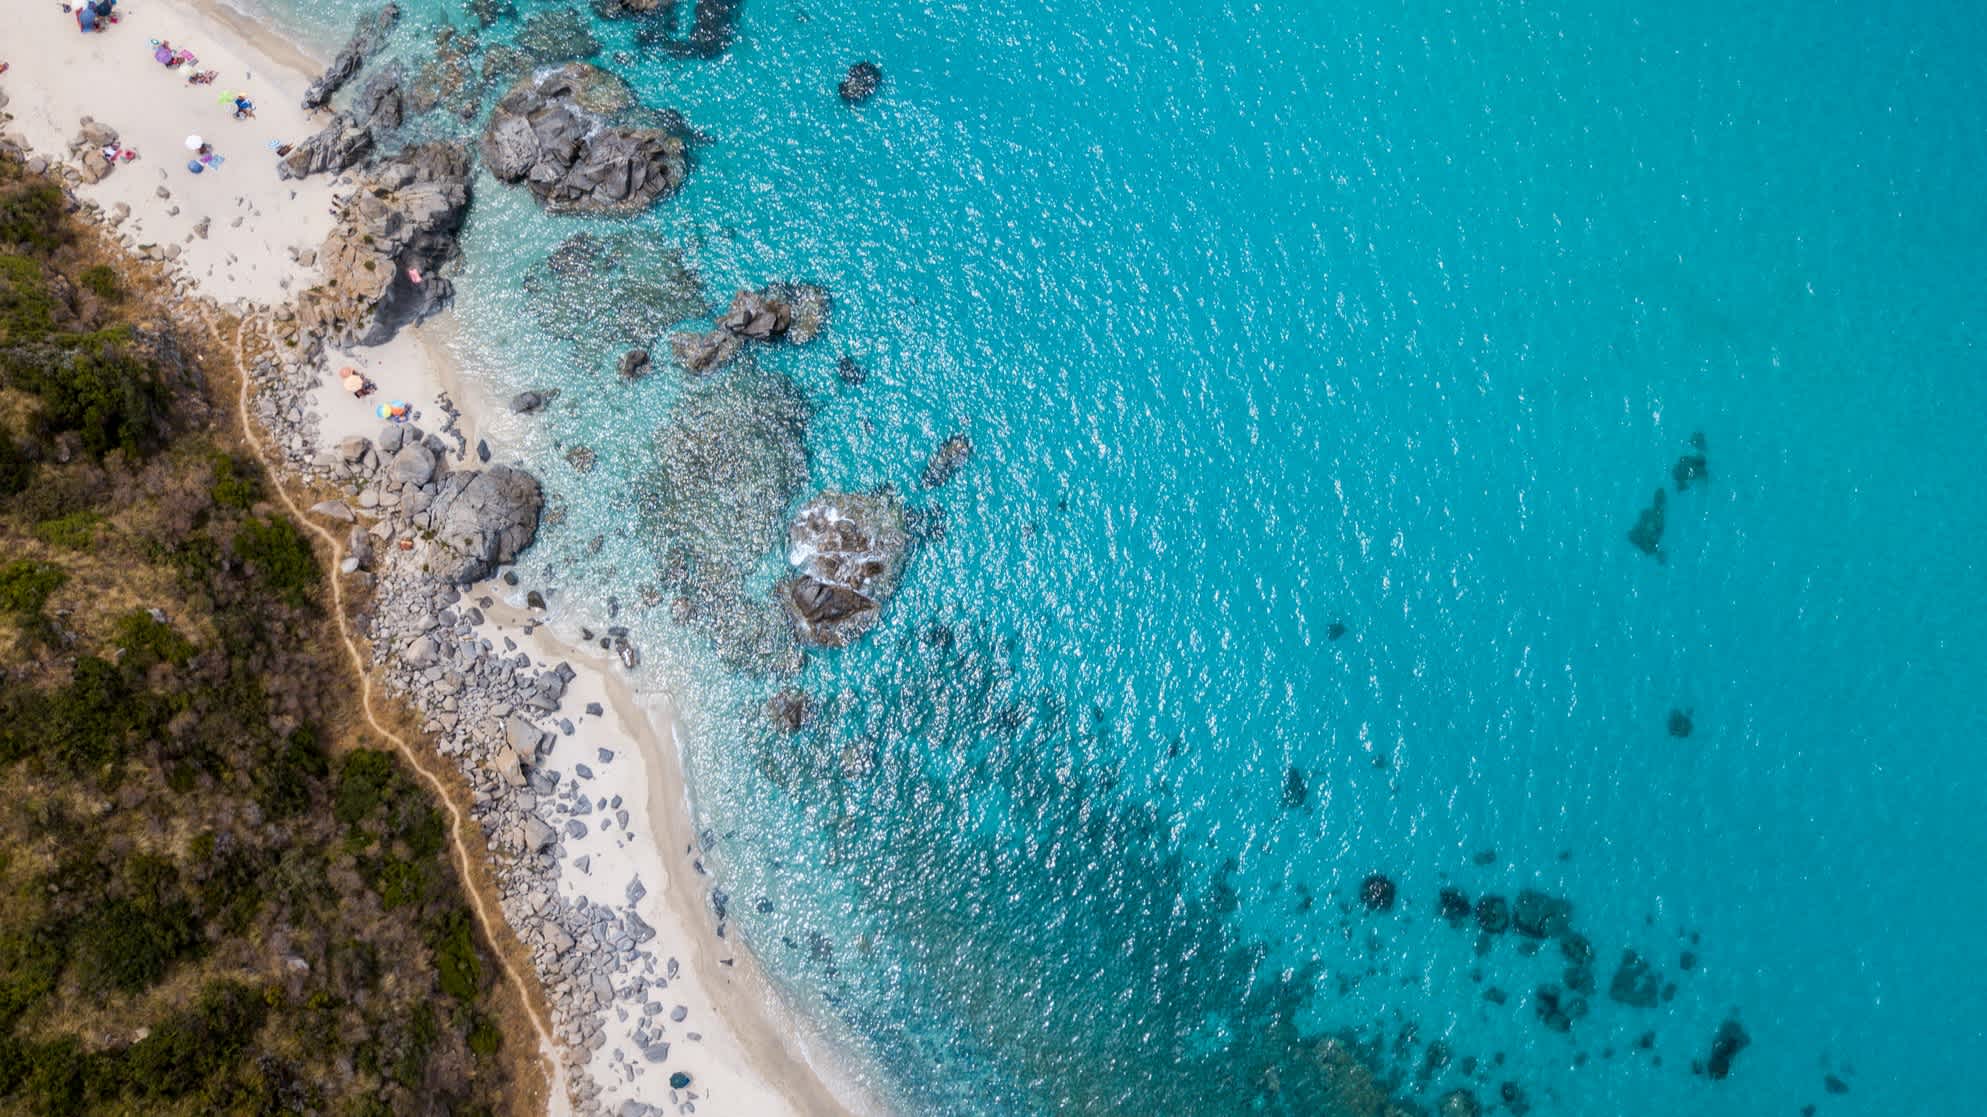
[269, 1, 1984, 1112]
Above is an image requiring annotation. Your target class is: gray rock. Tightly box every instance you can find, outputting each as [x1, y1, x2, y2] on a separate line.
[402, 635, 439, 668]
[668, 327, 741, 375]
[922, 433, 973, 487]
[480, 63, 687, 215]
[505, 714, 545, 755]
[617, 348, 651, 380]
[309, 499, 356, 522]
[778, 488, 907, 648]
[510, 390, 547, 413]
[413, 466, 544, 584]
[277, 114, 374, 181]
[352, 62, 406, 132]
[302, 4, 401, 110]
[389, 442, 438, 485]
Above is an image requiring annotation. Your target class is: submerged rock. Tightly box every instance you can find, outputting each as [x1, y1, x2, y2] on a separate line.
[641, 358, 812, 671]
[839, 60, 883, 103]
[1673, 431, 1709, 491]
[1627, 487, 1666, 561]
[1359, 873, 1396, 911]
[1511, 889, 1573, 939]
[1607, 949, 1661, 1008]
[1281, 765, 1308, 809]
[1703, 1015, 1750, 1079]
[764, 688, 813, 734]
[670, 328, 742, 375]
[526, 233, 703, 357]
[1475, 894, 1511, 934]
[1668, 707, 1694, 737]
[618, 348, 652, 381]
[516, 8, 600, 60]
[481, 63, 686, 215]
[778, 488, 908, 649]
[1438, 887, 1472, 926]
[922, 434, 973, 488]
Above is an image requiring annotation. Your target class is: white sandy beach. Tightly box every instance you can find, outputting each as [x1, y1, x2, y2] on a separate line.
[3, 5, 873, 1115]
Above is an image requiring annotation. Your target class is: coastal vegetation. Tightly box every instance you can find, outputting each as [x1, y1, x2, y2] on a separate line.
[0, 152, 521, 1113]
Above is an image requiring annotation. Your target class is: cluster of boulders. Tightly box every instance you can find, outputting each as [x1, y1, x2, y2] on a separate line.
[356, 552, 702, 1116]
[669, 283, 829, 374]
[248, 333, 697, 1114]
[777, 488, 908, 648]
[322, 422, 542, 584]
[480, 63, 687, 215]
[65, 118, 123, 184]
[294, 142, 472, 347]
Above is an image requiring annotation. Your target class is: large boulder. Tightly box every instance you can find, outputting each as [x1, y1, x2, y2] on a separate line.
[296, 142, 472, 346]
[411, 465, 542, 584]
[777, 488, 907, 648]
[351, 62, 406, 132]
[277, 113, 374, 180]
[480, 64, 686, 215]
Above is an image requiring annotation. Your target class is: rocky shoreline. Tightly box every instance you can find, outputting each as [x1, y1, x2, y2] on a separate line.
[1, 50, 783, 1117]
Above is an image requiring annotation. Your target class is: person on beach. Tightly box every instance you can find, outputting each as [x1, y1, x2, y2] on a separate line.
[232, 95, 256, 120]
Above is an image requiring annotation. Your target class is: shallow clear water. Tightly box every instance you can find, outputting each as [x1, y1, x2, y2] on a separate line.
[277, 0, 1984, 1111]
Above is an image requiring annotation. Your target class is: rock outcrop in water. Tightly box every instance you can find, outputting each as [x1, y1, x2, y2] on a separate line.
[302, 3, 401, 110]
[778, 487, 908, 648]
[481, 63, 687, 215]
[923, 433, 973, 487]
[296, 142, 472, 346]
[839, 61, 883, 103]
[668, 283, 828, 375]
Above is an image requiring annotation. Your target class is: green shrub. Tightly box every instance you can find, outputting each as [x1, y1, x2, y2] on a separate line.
[0, 926, 66, 1030]
[4, 333, 167, 457]
[208, 452, 261, 509]
[75, 892, 202, 994]
[30, 510, 100, 551]
[429, 910, 481, 1002]
[0, 435, 31, 496]
[255, 726, 326, 819]
[466, 1012, 502, 1057]
[0, 181, 67, 253]
[111, 609, 194, 669]
[334, 749, 396, 827]
[232, 516, 319, 609]
[76, 264, 120, 301]
[0, 255, 56, 341]
[0, 559, 66, 614]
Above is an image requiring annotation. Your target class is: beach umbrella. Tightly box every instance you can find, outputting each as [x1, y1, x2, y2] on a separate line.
[375, 402, 393, 419]
[342, 374, 365, 393]
[184, 134, 203, 150]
